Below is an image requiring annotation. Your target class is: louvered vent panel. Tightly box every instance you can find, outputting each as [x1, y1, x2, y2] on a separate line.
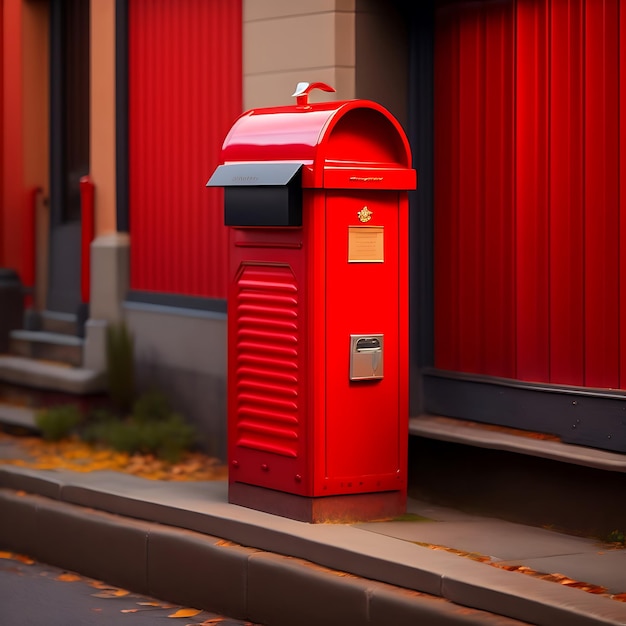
[234, 265, 300, 457]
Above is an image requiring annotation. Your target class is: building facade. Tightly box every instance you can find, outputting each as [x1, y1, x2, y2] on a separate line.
[2, 0, 626, 468]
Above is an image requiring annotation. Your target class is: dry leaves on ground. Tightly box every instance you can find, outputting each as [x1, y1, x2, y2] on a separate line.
[0, 550, 34, 564]
[168, 608, 202, 618]
[0, 432, 227, 481]
[415, 541, 626, 602]
[414, 541, 492, 563]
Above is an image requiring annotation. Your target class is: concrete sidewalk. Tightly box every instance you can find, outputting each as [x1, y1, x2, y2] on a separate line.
[1, 445, 626, 626]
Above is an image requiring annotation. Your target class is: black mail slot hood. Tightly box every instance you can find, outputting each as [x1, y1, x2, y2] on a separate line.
[207, 162, 303, 227]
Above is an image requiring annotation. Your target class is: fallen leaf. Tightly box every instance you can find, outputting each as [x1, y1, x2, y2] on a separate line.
[563, 580, 607, 593]
[89, 580, 112, 590]
[121, 602, 171, 614]
[0, 551, 32, 564]
[612, 593, 626, 602]
[92, 588, 130, 598]
[539, 573, 564, 583]
[57, 573, 81, 582]
[0, 431, 227, 481]
[168, 608, 202, 618]
[15, 554, 34, 565]
[493, 564, 521, 571]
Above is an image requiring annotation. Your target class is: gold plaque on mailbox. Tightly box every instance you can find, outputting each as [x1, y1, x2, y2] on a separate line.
[348, 226, 384, 263]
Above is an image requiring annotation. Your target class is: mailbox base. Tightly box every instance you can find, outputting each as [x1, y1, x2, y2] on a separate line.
[229, 482, 406, 523]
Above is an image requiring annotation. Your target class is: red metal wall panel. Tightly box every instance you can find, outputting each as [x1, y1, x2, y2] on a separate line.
[128, 0, 242, 298]
[434, 0, 626, 391]
[0, 0, 3, 262]
[515, 0, 550, 382]
[621, 3, 626, 389]
[483, 6, 515, 379]
[583, 0, 620, 389]
[549, 0, 584, 386]
[434, 1, 516, 378]
[456, 5, 484, 376]
[1, 0, 24, 273]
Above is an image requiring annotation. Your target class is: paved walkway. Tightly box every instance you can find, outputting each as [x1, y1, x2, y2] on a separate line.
[1, 433, 626, 626]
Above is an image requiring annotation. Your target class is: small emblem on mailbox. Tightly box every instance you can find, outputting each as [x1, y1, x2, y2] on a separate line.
[357, 206, 373, 223]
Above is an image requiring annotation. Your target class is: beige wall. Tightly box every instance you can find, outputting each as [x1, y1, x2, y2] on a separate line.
[90, 0, 117, 236]
[243, 0, 408, 129]
[243, 0, 356, 109]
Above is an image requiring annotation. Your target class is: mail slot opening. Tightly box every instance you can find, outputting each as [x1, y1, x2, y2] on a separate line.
[356, 337, 381, 351]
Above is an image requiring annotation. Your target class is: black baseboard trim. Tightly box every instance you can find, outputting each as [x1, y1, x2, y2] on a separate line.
[125, 291, 226, 315]
[423, 369, 626, 453]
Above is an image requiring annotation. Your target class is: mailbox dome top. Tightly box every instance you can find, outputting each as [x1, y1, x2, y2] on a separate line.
[218, 99, 413, 189]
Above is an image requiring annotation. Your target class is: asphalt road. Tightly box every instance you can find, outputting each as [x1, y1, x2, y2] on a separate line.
[0, 552, 262, 626]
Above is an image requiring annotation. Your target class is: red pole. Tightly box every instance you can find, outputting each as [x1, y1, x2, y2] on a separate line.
[80, 176, 95, 304]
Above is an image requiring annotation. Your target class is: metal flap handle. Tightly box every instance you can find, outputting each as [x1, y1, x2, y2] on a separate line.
[291, 82, 336, 107]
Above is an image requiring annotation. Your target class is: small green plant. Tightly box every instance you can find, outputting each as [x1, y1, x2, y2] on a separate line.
[132, 388, 172, 422]
[608, 529, 626, 545]
[141, 413, 196, 462]
[81, 390, 196, 462]
[106, 321, 135, 413]
[80, 408, 117, 445]
[36, 405, 82, 441]
[84, 413, 195, 462]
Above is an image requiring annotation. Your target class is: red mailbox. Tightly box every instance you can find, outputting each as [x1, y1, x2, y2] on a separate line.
[207, 83, 416, 522]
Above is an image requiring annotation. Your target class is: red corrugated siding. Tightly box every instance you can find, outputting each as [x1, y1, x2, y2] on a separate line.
[128, 0, 242, 298]
[434, 0, 626, 390]
[1, 0, 24, 273]
[584, 0, 620, 388]
[621, 3, 626, 389]
[0, 0, 3, 263]
[515, 0, 550, 382]
[435, 1, 516, 378]
[549, 0, 584, 386]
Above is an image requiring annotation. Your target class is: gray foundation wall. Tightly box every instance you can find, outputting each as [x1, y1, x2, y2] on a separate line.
[123, 301, 227, 459]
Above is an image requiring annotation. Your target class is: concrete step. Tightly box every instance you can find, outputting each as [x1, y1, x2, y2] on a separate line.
[0, 402, 38, 432]
[40, 311, 79, 336]
[0, 379, 106, 411]
[9, 330, 83, 367]
[0, 355, 106, 395]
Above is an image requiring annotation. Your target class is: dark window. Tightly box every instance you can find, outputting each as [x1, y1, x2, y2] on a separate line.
[51, 0, 90, 224]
